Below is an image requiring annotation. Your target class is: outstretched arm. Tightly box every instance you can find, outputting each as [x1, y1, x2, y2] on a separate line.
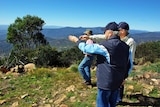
[89, 34, 106, 39]
[68, 35, 89, 43]
[68, 35, 110, 63]
[68, 35, 79, 43]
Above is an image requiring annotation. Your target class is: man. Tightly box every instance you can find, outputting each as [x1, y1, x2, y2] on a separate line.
[87, 22, 136, 103]
[117, 22, 136, 103]
[78, 29, 94, 85]
[88, 22, 136, 63]
[118, 22, 136, 63]
[68, 22, 132, 107]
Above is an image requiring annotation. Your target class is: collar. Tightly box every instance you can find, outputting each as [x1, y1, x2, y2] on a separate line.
[121, 35, 129, 42]
[108, 35, 120, 40]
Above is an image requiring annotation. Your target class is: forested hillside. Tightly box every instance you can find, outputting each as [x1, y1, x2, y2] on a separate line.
[0, 25, 160, 57]
[131, 32, 160, 44]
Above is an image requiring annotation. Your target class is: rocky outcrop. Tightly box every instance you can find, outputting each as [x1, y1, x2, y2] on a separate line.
[24, 63, 36, 72]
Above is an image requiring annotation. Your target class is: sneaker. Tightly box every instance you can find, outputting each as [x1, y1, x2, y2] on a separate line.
[84, 81, 92, 85]
[116, 100, 122, 105]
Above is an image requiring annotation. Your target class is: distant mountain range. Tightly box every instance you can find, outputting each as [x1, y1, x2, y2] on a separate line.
[0, 25, 160, 56]
[0, 25, 150, 40]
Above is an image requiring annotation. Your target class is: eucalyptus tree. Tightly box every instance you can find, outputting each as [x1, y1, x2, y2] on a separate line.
[6, 15, 49, 64]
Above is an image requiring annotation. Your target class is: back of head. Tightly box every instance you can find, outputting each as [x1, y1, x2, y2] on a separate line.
[104, 22, 118, 33]
[84, 29, 93, 36]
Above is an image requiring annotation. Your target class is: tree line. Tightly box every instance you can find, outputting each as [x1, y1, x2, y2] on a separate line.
[0, 15, 160, 69]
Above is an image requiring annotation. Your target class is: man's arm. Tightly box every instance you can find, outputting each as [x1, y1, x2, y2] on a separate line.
[68, 35, 79, 43]
[68, 35, 110, 63]
[127, 50, 133, 75]
[77, 41, 110, 64]
[79, 34, 106, 40]
[126, 38, 136, 62]
[89, 34, 105, 39]
[124, 50, 133, 79]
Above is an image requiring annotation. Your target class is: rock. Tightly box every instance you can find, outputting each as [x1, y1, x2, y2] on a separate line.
[0, 100, 6, 105]
[11, 101, 18, 107]
[54, 95, 66, 105]
[66, 85, 75, 92]
[126, 85, 134, 91]
[52, 67, 58, 71]
[21, 93, 29, 99]
[24, 63, 36, 72]
[142, 85, 154, 95]
[151, 78, 159, 85]
[32, 103, 38, 107]
[143, 72, 151, 79]
[70, 96, 76, 102]
[39, 104, 51, 107]
[0, 66, 9, 73]
[60, 104, 68, 107]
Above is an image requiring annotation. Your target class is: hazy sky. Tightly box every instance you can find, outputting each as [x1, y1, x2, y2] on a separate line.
[0, 0, 160, 31]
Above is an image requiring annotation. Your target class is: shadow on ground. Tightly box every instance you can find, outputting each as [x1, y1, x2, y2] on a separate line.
[117, 94, 160, 106]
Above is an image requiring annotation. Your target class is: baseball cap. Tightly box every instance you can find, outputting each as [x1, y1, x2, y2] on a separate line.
[83, 29, 93, 36]
[118, 22, 129, 30]
[104, 22, 118, 33]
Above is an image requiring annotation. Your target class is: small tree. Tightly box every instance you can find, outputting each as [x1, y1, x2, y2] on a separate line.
[59, 46, 83, 67]
[6, 15, 49, 64]
[35, 46, 60, 67]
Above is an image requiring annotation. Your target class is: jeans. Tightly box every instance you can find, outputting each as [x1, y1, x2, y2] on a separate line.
[78, 55, 94, 82]
[96, 88, 118, 107]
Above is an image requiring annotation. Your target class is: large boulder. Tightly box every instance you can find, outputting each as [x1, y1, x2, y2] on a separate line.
[24, 63, 36, 72]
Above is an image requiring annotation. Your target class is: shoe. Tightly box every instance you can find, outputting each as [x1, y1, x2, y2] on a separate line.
[84, 81, 92, 85]
[116, 100, 122, 105]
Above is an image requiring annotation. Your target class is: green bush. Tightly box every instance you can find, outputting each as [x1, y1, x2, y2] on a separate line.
[136, 41, 160, 63]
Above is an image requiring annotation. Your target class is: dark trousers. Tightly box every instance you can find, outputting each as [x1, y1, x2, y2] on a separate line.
[117, 85, 124, 102]
[119, 85, 124, 100]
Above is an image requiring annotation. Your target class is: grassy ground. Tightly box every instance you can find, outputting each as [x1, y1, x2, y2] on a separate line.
[0, 63, 160, 107]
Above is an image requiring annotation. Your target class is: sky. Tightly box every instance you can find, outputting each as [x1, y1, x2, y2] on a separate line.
[0, 0, 160, 32]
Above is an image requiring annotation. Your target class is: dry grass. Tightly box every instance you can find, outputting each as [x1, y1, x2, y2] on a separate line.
[0, 63, 160, 107]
